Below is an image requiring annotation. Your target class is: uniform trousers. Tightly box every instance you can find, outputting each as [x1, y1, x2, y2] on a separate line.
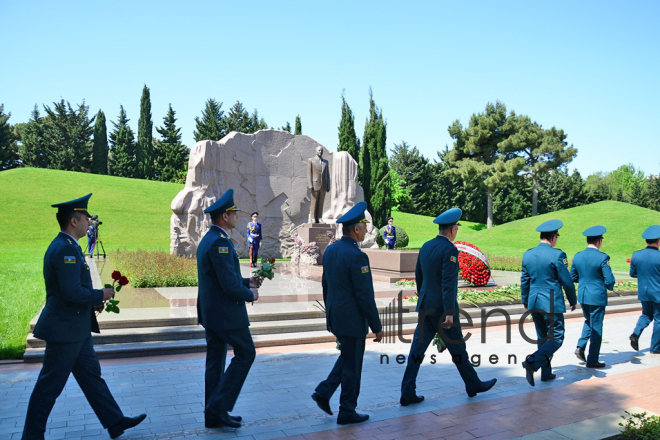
[577, 304, 605, 364]
[315, 336, 365, 416]
[248, 242, 260, 266]
[526, 312, 565, 380]
[22, 336, 123, 440]
[633, 300, 660, 353]
[205, 327, 256, 413]
[385, 242, 395, 250]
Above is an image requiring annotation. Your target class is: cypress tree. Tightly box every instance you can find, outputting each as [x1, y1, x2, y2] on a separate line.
[18, 105, 48, 168]
[294, 115, 302, 135]
[337, 94, 360, 164]
[109, 106, 137, 178]
[155, 104, 189, 182]
[281, 122, 292, 132]
[137, 85, 153, 179]
[360, 93, 374, 214]
[194, 99, 226, 142]
[91, 110, 108, 174]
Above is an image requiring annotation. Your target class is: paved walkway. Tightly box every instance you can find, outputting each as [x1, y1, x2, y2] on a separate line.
[2, 311, 658, 440]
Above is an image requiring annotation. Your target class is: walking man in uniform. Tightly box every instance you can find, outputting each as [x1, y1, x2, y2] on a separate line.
[22, 194, 146, 440]
[629, 225, 660, 354]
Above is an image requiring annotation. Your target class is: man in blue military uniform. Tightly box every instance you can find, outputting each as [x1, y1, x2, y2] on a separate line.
[383, 217, 396, 250]
[521, 219, 577, 386]
[400, 208, 497, 405]
[247, 211, 262, 268]
[197, 189, 261, 429]
[311, 202, 383, 425]
[571, 226, 616, 368]
[86, 223, 96, 258]
[22, 194, 146, 440]
[629, 225, 660, 354]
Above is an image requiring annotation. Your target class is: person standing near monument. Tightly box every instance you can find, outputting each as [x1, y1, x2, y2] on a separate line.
[400, 208, 497, 405]
[197, 189, 260, 429]
[246, 212, 262, 268]
[571, 226, 616, 368]
[311, 201, 383, 425]
[521, 219, 577, 386]
[383, 217, 396, 250]
[629, 225, 660, 354]
[307, 145, 329, 223]
[22, 194, 146, 440]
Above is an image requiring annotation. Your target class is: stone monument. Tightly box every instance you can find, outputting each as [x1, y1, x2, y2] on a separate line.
[170, 129, 377, 259]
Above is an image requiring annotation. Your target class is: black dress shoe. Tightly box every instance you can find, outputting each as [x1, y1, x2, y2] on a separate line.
[630, 334, 639, 351]
[312, 392, 333, 415]
[108, 414, 147, 439]
[205, 409, 241, 428]
[205, 414, 242, 428]
[467, 378, 497, 397]
[522, 361, 535, 387]
[575, 347, 586, 362]
[586, 362, 606, 368]
[541, 374, 557, 382]
[337, 412, 369, 425]
[400, 394, 424, 406]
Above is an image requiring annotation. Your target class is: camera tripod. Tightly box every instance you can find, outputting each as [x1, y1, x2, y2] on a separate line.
[86, 229, 106, 259]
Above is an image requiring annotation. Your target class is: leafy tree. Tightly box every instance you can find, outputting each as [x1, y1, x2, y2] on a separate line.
[0, 104, 19, 170]
[499, 113, 577, 216]
[137, 85, 153, 179]
[109, 106, 137, 178]
[389, 141, 432, 215]
[446, 101, 525, 228]
[280, 122, 291, 132]
[337, 94, 360, 165]
[362, 89, 391, 227]
[42, 100, 95, 172]
[610, 163, 646, 196]
[91, 110, 108, 174]
[294, 115, 302, 135]
[155, 104, 189, 182]
[18, 105, 48, 168]
[389, 168, 411, 210]
[193, 98, 226, 142]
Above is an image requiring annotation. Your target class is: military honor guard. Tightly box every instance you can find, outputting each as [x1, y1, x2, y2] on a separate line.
[311, 202, 383, 425]
[400, 208, 497, 405]
[383, 217, 396, 250]
[246, 212, 262, 267]
[521, 220, 577, 386]
[197, 189, 261, 429]
[629, 225, 660, 354]
[571, 226, 616, 368]
[22, 194, 145, 440]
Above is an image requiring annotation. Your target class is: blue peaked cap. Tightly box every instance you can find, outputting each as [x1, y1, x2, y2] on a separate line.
[642, 225, 660, 240]
[51, 193, 92, 217]
[536, 219, 563, 233]
[337, 201, 370, 227]
[204, 189, 241, 215]
[583, 225, 606, 237]
[433, 208, 462, 226]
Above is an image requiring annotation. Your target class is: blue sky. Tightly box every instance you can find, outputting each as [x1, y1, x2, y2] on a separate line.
[2, 0, 659, 177]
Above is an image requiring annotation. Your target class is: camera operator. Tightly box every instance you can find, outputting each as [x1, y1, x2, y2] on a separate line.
[87, 214, 101, 258]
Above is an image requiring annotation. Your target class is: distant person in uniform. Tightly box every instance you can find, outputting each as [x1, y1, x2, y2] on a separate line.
[571, 226, 616, 368]
[246, 212, 262, 268]
[383, 217, 396, 250]
[87, 223, 96, 258]
[629, 225, 660, 354]
[400, 208, 497, 406]
[521, 219, 577, 386]
[22, 193, 146, 440]
[197, 189, 261, 429]
[311, 201, 383, 425]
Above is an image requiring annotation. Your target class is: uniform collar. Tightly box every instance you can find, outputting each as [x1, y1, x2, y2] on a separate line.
[646, 246, 660, 251]
[538, 242, 552, 248]
[211, 224, 230, 238]
[436, 234, 451, 242]
[59, 231, 79, 244]
[585, 246, 599, 251]
[341, 235, 360, 248]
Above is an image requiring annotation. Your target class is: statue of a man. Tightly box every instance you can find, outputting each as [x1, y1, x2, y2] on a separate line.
[307, 145, 330, 223]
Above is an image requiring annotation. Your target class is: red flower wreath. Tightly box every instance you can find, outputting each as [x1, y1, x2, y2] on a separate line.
[455, 241, 491, 287]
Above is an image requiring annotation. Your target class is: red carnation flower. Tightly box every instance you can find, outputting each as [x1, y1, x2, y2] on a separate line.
[455, 241, 491, 287]
[119, 276, 129, 286]
[112, 270, 122, 281]
[626, 258, 631, 263]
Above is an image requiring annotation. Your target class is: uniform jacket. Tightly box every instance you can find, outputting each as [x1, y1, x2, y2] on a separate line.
[197, 225, 254, 332]
[630, 246, 660, 303]
[321, 236, 382, 337]
[246, 221, 262, 246]
[521, 243, 577, 314]
[33, 232, 103, 342]
[570, 247, 616, 306]
[383, 225, 396, 245]
[415, 235, 460, 318]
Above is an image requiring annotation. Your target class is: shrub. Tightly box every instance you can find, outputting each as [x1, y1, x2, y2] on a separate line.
[618, 411, 660, 439]
[375, 225, 409, 248]
[111, 249, 197, 288]
[485, 254, 523, 271]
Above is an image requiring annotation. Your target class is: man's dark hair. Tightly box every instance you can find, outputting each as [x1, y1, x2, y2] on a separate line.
[342, 223, 361, 237]
[647, 238, 659, 245]
[438, 224, 454, 234]
[587, 236, 602, 245]
[211, 211, 226, 224]
[56, 212, 82, 230]
[540, 231, 558, 241]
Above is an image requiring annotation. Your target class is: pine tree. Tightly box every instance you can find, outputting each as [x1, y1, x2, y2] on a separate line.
[18, 105, 48, 168]
[0, 104, 19, 170]
[337, 94, 360, 164]
[136, 85, 153, 179]
[280, 122, 292, 132]
[155, 104, 189, 182]
[42, 100, 95, 172]
[91, 110, 108, 174]
[294, 115, 302, 135]
[389, 142, 432, 215]
[249, 109, 268, 132]
[647, 176, 660, 212]
[109, 106, 137, 178]
[194, 98, 226, 142]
